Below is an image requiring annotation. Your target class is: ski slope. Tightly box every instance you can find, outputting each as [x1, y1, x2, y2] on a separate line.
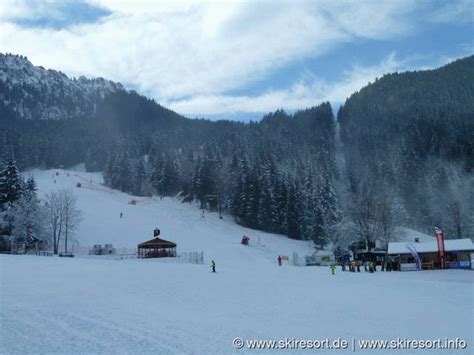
[1, 169, 473, 354]
[31, 168, 312, 263]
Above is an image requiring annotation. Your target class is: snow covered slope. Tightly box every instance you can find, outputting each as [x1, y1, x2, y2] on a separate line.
[32, 169, 312, 264]
[1, 169, 473, 354]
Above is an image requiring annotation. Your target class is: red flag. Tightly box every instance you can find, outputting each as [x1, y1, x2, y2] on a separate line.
[435, 226, 445, 269]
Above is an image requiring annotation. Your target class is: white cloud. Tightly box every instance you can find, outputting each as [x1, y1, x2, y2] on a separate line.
[0, 0, 423, 116]
[166, 53, 408, 115]
[430, 0, 473, 24]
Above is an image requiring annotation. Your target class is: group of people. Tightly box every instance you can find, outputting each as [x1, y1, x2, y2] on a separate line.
[344, 260, 377, 273]
[336, 257, 400, 274]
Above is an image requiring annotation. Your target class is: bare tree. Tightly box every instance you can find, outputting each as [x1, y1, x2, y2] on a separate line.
[350, 184, 380, 250]
[376, 197, 394, 246]
[60, 189, 82, 253]
[45, 191, 62, 254]
[45, 189, 82, 254]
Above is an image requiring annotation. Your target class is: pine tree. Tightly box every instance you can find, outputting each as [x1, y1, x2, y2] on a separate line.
[257, 170, 273, 231]
[150, 155, 164, 194]
[244, 166, 260, 228]
[193, 154, 218, 208]
[0, 160, 23, 209]
[161, 156, 179, 196]
[10, 182, 46, 244]
[273, 178, 288, 234]
[286, 179, 303, 240]
[132, 158, 147, 196]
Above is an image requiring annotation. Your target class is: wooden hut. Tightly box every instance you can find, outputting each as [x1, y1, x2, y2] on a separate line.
[138, 237, 177, 259]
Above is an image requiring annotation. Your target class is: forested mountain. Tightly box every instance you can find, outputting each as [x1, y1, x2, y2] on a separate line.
[338, 55, 474, 240]
[1, 53, 472, 247]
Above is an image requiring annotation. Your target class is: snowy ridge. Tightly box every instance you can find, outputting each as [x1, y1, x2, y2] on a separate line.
[0, 53, 125, 120]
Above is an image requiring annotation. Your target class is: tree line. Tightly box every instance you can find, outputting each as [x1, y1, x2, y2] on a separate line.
[0, 160, 81, 253]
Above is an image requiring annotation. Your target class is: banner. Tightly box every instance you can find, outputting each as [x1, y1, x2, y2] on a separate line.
[405, 243, 421, 270]
[435, 226, 445, 269]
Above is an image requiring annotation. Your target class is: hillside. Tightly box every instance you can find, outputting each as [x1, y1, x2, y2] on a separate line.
[32, 168, 312, 261]
[337, 56, 474, 238]
[1, 168, 472, 354]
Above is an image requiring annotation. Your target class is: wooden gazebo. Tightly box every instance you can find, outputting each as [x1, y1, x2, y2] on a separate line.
[138, 235, 177, 259]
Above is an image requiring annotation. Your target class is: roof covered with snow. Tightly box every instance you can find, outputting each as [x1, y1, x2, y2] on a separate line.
[394, 227, 435, 243]
[387, 239, 474, 254]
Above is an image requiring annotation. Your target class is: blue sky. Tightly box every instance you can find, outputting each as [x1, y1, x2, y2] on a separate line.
[0, 0, 472, 120]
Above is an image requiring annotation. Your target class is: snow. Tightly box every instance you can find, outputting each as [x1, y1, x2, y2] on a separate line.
[394, 227, 435, 243]
[29, 169, 311, 261]
[0, 54, 124, 94]
[388, 239, 474, 254]
[1, 169, 473, 354]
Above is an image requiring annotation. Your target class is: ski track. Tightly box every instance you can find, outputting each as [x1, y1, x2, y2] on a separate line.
[1, 169, 473, 354]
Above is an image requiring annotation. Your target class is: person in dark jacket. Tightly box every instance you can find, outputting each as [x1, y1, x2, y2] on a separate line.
[211, 260, 216, 273]
[277, 255, 282, 266]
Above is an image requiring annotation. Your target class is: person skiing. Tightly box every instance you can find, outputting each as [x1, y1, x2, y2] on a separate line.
[211, 260, 216, 273]
[120, 212, 123, 219]
[330, 263, 336, 275]
[356, 260, 361, 272]
[277, 255, 282, 266]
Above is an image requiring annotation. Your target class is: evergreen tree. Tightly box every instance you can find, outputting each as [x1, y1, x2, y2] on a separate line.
[286, 180, 303, 240]
[0, 160, 23, 209]
[10, 182, 46, 244]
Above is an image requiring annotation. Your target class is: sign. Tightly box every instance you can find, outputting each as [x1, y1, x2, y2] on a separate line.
[447, 260, 471, 269]
[405, 243, 421, 270]
[435, 226, 446, 269]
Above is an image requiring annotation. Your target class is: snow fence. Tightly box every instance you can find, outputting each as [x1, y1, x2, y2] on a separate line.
[177, 251, 204, 265]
